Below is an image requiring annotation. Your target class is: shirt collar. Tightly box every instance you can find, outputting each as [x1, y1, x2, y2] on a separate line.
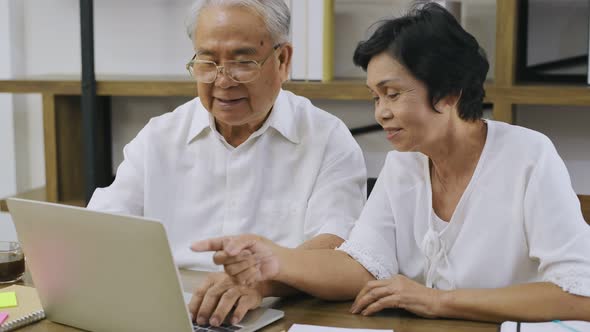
[264, 89, 300, 144]
[186, 89, 300, 145]
[186, 99, 212, 144]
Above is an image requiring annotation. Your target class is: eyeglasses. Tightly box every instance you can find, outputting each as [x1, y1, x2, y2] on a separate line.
[186, 44, 283, 84]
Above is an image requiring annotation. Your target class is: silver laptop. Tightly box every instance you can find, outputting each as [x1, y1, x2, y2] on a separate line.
[7, 198, 284, 332]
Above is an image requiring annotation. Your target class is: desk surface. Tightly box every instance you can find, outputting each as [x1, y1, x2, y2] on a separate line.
[4, 270, 499, 332]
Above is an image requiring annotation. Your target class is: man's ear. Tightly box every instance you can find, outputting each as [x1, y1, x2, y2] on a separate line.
[278, 43, 293, 82]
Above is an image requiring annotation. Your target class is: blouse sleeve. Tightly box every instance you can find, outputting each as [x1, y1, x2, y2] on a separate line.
[524, 136, 590, 297]
[337, 153, 399, 280]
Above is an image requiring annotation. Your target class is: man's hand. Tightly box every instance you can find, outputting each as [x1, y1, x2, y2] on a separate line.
[188, 272, 262, 326]
[191, 234, 282, 285]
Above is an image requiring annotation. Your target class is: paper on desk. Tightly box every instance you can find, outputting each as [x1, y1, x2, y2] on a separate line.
[0, 292, 17, 309]
[500, 320, 590, 332]
[0, 312, 8, 325]
[289, 324, 393, 332]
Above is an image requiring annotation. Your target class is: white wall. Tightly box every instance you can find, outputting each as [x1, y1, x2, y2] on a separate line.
[0, 1, 17, 197]
[2, 0, 590, 216]
[0, 0, 20, 241]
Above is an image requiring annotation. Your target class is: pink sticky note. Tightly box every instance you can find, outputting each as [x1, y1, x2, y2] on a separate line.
[0, 312, 9, 325]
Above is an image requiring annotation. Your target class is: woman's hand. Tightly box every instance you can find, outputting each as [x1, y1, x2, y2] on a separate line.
[191, 234, 282, 285]
[351, 275, 444, 318]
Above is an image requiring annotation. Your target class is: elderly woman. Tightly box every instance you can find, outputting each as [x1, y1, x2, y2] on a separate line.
[193, 3, 590, 322]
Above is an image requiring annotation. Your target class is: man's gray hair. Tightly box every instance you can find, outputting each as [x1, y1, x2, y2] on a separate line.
[186, 0, 291, 44]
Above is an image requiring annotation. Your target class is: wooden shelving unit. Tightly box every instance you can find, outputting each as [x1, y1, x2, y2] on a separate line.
[0, 76, 499, 101]
[4, 78, 590, 105]
[0, 0, 588, 221]
[0, 76, 377, 99]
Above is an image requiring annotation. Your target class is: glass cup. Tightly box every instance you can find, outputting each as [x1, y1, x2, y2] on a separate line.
[0, 241, 25, 284]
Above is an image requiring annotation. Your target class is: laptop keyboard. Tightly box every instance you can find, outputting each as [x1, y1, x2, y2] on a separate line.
[193, 323, 242, 332]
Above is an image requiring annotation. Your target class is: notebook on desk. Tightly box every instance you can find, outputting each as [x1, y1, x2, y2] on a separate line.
[0, 285, 45, 332]
[7, 198, 284, 332]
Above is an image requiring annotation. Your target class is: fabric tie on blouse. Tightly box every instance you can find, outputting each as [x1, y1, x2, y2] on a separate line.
[421, 227, 456, 289]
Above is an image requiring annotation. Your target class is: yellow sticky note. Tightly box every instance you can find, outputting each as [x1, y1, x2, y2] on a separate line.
[0, 291, 17, 308]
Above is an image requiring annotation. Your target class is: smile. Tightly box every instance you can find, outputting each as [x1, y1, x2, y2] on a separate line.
[215, 97, 246, 106]
[385, 128, 403, 140]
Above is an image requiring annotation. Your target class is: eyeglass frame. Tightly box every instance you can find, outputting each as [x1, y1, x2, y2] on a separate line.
[186, 43, 284, 84]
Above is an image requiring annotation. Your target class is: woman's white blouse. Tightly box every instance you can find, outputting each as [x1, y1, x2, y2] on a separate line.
[338, 120, 590, 296]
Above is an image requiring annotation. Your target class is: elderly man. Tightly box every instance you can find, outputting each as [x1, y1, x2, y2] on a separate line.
[88, 0, 366, 325]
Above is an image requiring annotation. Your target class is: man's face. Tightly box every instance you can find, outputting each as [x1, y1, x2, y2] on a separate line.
[193, 5, 291, 129]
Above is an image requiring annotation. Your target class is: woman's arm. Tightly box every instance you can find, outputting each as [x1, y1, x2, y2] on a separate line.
[192, 234, 375, 300]
[438, 282, 590, 322]
[257, 233, 359, 298]
[352, 276, 590, 322]
[275, 245, 375, 300]
[187, 234, 359, 326]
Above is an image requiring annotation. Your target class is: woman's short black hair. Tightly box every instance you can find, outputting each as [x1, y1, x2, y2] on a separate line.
[353, 2, 489, 121]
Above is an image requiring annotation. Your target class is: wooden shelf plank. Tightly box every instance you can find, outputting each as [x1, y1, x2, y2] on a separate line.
[1, 188, 46, 212]
[0, 79, 79, 95]
[5, 76, 590, 106]
[496, 84, 590, 106]
[0, 76, 495, 102]
[0, 187, 84, 212]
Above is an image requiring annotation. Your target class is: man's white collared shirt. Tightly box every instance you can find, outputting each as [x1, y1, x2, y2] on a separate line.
[88, 89, 367, 270]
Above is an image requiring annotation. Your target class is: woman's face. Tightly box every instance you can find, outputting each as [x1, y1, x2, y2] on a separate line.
[366, 52, 449, 152]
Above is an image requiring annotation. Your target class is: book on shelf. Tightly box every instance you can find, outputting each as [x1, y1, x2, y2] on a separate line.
[289, 0, 334, 82]
[290, 0, 308, 81]
[307, 0, 334, 82]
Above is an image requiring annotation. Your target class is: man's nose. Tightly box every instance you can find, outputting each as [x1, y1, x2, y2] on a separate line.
[214, 67, 238, 88]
